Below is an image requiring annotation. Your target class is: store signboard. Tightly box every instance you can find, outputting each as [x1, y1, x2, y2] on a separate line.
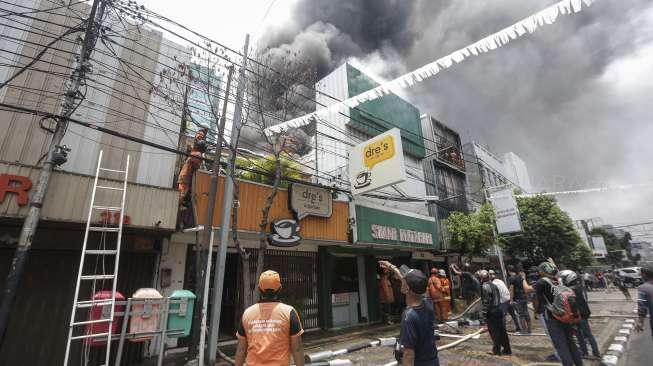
[289, 183, 333, 220]
[355, 205, 438, 249]
[489, 188, 522, 234]
[349, 128, 406, 195]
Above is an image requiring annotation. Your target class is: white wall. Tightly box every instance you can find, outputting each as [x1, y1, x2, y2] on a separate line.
[314, 64, 428, 215]
[502, 152, 533, 193]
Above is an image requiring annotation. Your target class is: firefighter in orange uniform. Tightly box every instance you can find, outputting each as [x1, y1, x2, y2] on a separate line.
[177, 127, 208, 206]
[428, 268, 445, 321]
[438, 269, 452, 320]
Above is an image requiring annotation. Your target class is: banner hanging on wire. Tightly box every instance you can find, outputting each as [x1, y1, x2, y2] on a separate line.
[265, 0, 598, 136]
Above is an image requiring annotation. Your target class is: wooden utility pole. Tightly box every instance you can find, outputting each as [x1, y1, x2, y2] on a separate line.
[0, 0, 106, 344]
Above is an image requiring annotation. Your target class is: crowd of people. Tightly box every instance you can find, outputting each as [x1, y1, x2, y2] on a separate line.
[230, 261, 653, 366]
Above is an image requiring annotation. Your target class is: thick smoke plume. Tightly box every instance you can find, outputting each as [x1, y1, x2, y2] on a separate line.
[260, 0, 653, 223]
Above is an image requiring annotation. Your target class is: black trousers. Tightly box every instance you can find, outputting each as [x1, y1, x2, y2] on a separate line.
[487, 307, 511, 355]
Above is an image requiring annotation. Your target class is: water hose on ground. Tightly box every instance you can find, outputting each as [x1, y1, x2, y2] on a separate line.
[380, 328, 487, 366]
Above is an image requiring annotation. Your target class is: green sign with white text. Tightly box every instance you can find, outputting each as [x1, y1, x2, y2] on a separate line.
[355, 205, 439, 249]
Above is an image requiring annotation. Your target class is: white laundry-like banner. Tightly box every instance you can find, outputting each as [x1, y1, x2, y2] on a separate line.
[265, 0, 597, 136]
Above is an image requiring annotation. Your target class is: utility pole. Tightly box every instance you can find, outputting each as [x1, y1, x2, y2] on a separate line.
[0, 0, 106, 344]
[194, 65, 234, 365]
[208, 34, 249, 365]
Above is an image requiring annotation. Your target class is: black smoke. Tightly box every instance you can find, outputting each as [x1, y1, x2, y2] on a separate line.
[260, 0, 653, 223]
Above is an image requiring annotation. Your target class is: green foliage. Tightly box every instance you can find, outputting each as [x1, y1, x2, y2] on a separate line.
[235, 155, 304, 188]
[445, 195, 594, 269]
[500, 195, 593, 269]
[444, 203, 495, 256]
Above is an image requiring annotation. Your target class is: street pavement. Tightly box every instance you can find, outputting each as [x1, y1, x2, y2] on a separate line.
[302, 289, 638, 365]
[623, 318, 652, 366]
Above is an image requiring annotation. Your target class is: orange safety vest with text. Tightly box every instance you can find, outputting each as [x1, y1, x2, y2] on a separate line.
[238, 302, 302, 366]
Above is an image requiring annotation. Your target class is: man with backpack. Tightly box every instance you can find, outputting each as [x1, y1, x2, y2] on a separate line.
[534, 261, 583, 366]
[480, 270, 512, 356]
[559, 270, 601, 360]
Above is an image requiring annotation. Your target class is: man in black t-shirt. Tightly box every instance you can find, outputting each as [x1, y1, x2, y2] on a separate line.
[451, 264, 480, 304]
[534, 262, 583, 366]
[508, 265, 531, 334]
[380, 260, 439, 366]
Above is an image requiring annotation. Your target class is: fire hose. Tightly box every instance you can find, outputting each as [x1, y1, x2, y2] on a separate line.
[380, 328, 487, 366]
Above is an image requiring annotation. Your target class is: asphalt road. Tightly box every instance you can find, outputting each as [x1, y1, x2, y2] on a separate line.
[624, 322, 653, 366]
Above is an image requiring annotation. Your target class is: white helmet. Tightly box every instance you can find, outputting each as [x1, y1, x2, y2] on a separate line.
[438, 269, 446, 276]
[559, 270, 579, 286]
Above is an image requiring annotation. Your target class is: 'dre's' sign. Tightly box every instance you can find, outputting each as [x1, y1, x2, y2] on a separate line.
[289, 183, 333, 220]
[0, 174, 32, 206]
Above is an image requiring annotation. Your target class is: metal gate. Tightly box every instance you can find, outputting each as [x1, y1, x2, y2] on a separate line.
[243, 249, 319, 330]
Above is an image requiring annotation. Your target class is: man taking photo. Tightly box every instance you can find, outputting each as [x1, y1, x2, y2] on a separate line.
[379, 260, 440, 366]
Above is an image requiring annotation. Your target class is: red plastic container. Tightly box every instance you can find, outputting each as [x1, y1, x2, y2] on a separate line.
[84, 291, 125, 346]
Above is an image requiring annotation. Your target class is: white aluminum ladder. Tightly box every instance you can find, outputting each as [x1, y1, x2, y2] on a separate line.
[63, 151, 130, 366]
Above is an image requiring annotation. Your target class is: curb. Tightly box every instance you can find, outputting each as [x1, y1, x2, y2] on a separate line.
[600, 319, 636, 366]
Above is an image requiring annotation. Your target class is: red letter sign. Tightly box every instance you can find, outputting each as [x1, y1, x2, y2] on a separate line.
[0, 174, 32, 206]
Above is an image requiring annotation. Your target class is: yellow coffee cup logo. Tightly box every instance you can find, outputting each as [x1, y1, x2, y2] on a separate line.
[363, 135, 395, 169]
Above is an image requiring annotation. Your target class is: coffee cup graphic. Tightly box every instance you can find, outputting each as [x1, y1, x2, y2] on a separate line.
[269, 219, 301, 247]
[354, 171, 372, 189]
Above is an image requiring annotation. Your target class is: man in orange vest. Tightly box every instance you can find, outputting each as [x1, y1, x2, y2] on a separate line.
[235, 270, 305, 366]
[428, 268, 445, 321]
[379, 269, 395, 324]
[438, 269, 452, 320]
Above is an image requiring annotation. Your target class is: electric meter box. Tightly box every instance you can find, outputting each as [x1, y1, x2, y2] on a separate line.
[167, 289, 196, 338]
[129, 288, 163, 342]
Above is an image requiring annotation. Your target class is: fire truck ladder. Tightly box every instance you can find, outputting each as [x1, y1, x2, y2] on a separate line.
[63, 151, 130, 366]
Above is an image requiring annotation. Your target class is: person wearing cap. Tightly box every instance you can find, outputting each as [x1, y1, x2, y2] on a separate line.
[379, 260, 439, 366]
[379, 268, 396, 324]
[480, 270, 512, 356]
[489, 269, 521, 333]
[437, 269, 451, 320]
[235, 270, 305, 366]
[428, 268, 445, 321]
[534, 262, 583, 366]
[635, 262, 653, 343]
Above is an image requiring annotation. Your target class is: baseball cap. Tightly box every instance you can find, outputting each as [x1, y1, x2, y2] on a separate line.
[399, 266, 427, 294]
[259, 270, 282, 292]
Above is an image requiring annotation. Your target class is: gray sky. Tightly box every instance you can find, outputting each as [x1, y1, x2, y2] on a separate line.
[140, 0, 653, 226]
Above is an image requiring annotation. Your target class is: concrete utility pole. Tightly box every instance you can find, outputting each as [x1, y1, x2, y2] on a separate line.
[208, 34, 249, 365]
[0, 0, 106, 344]
[195, 65, 234, 365]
